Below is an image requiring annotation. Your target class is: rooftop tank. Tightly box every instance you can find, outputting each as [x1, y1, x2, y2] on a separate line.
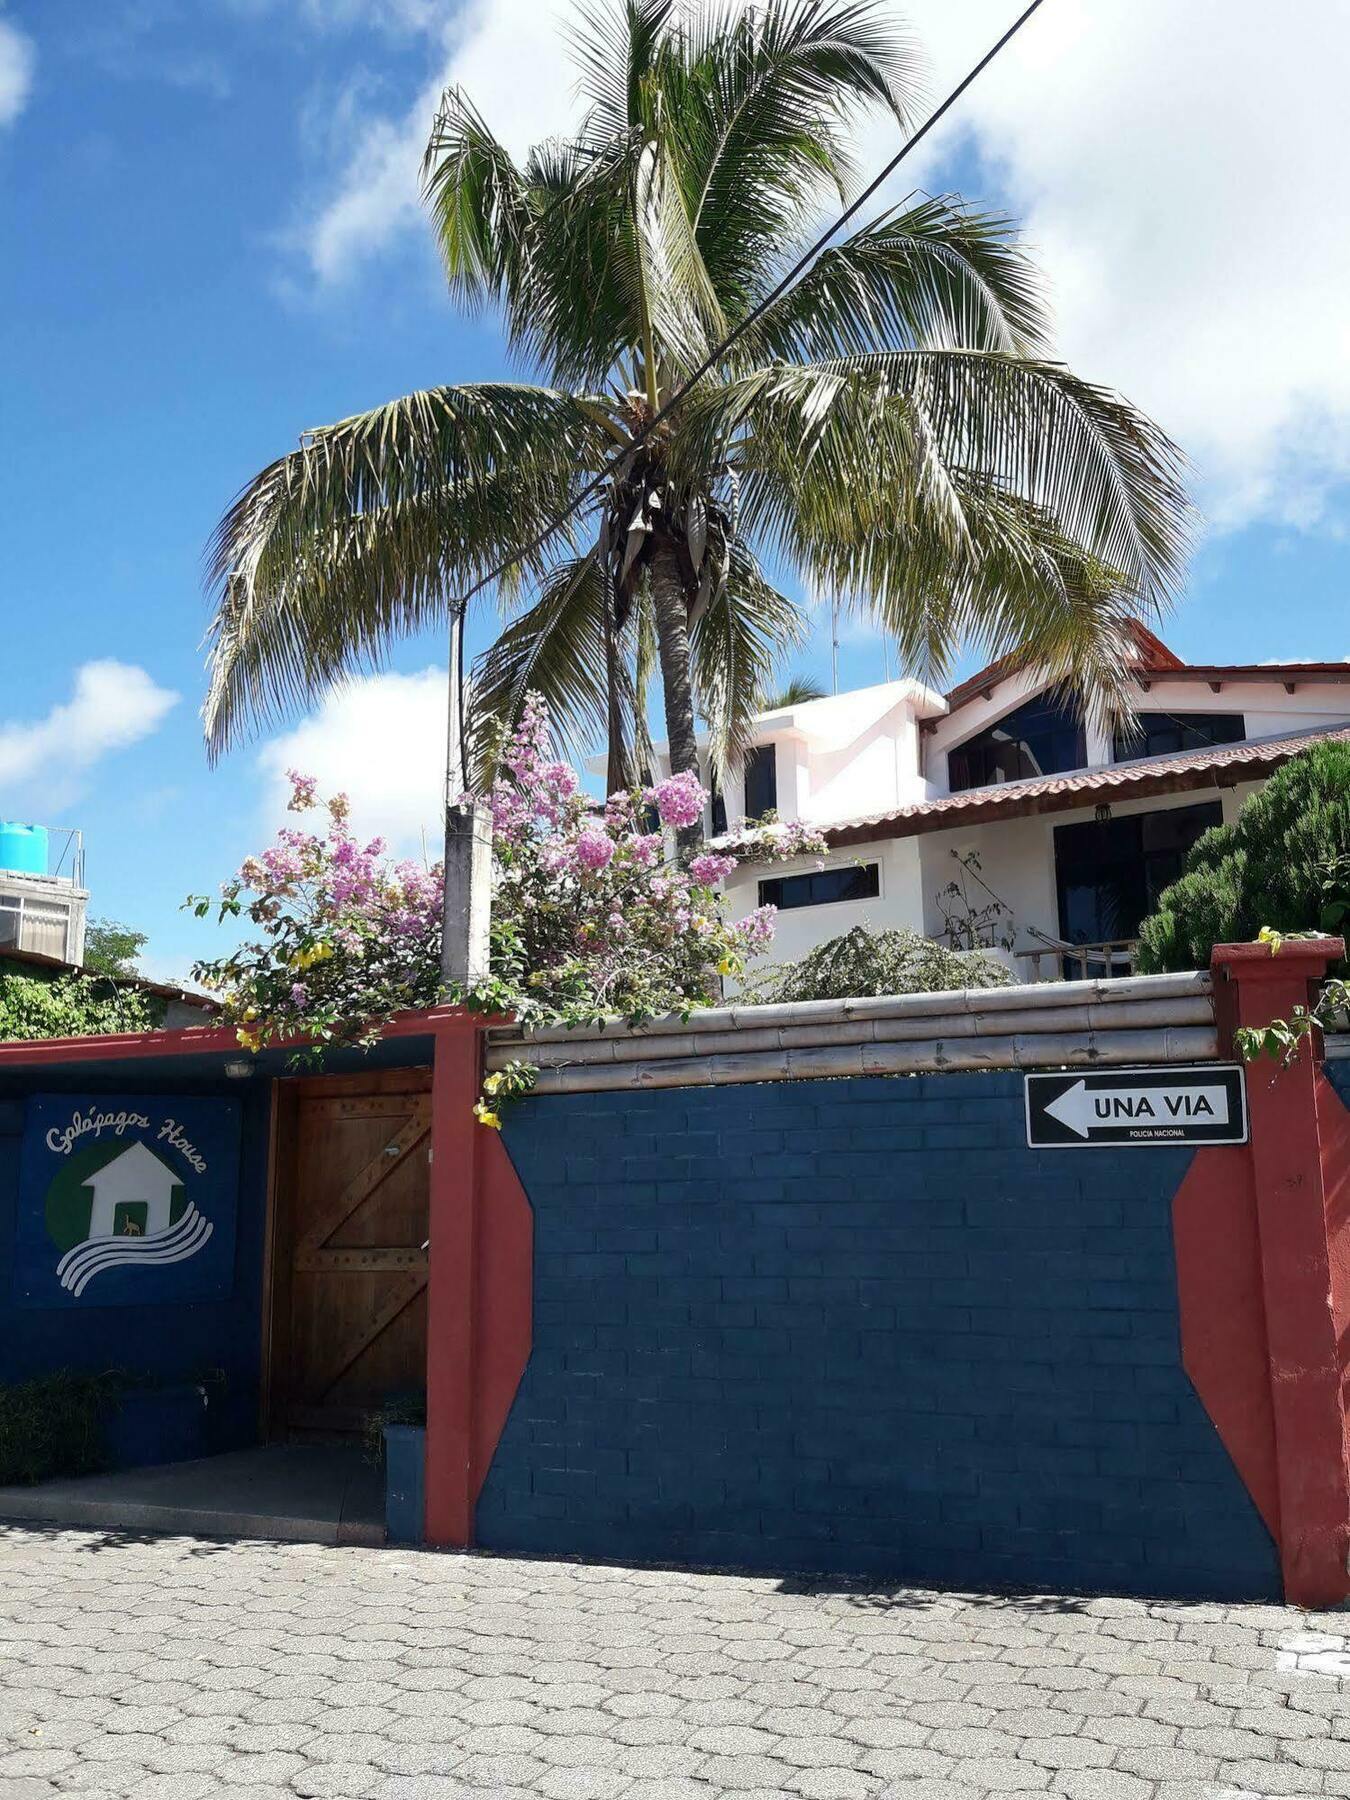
[0, 822, 49, 877]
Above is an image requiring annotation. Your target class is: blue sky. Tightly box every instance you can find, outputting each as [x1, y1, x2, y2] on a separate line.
[2, 0, 1348, 983]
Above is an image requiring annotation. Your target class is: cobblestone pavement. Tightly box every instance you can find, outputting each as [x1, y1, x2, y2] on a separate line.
[2, 1526, 1349, 1800]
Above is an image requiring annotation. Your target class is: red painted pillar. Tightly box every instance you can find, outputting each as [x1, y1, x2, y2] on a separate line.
[422, 1013, 535, 1550]
[425, 1017, 482, 1547]
[1212, 938, 1350, 1606]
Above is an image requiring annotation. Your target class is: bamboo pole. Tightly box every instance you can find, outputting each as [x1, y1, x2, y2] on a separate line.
[518, 1024, 1220, 1095]
[486, 969, 1212, 1051]
[485, 995, 1216, 1072]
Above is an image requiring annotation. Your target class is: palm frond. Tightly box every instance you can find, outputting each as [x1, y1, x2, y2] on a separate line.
[421, 87, 533, 313]
[205, 384, 607, 756]
[467, 550, 611, 787]
[568, 0, 676, 143]
[691, 541, 808, 780]
[678, 0, 924, 315]
[738, 194, 1051, 364]
[759, 671, 828, 708]
[678, 350, 1192, 616]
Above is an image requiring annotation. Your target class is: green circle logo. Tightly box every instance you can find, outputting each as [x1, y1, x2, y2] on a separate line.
[45, 1140, 188, 1252]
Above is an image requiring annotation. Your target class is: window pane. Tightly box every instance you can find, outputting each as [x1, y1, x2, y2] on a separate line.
[758, 863, 880, 912]
[1114, 712, 1244, 761]
[0, 902, 19, 949]
[1141, 802, 1222, 908]
[949, 694, 1087, 792]
[743, 745, 778, 820]
[1055, 801, 1223, 944]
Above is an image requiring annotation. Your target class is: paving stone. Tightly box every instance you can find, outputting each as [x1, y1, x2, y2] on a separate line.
[1, 1524, 1344, 1800]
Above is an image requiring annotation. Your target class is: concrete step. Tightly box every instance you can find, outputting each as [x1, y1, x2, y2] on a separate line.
[0, 1444, 386, 1548]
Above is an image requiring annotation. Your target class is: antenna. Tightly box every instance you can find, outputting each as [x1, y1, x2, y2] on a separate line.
[831, 596, 840, 695]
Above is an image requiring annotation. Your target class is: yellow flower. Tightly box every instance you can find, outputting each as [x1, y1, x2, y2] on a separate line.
[717, 955, 739, 976]
[236, 1027, 260, 1051]
[473, 1101, 502, 1130]
[240, 1006, 259, 1022]
[482, 1072, 504, 1095]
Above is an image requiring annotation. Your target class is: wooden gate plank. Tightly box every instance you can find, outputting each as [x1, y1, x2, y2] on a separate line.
[303, 1269, 428, 1405]
[269, 1071, 432, 1440]
[295, 1100, 430, 1258]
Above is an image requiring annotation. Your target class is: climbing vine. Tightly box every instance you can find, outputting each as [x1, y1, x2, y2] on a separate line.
[0, 968, 163, 1043]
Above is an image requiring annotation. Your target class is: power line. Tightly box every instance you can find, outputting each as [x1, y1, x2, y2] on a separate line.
[443, 0, 1048, 784]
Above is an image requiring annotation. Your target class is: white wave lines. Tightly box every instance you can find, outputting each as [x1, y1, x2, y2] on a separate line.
[56, 1205, 213, 1298]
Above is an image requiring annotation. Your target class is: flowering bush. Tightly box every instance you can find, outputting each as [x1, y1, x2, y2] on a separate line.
[188, 786, 445, 1053]
[190, 694, 826, 1119]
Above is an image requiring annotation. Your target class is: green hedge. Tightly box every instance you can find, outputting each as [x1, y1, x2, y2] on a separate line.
[0, 966, 163, 1043]
[1136, 741, 1350, 974]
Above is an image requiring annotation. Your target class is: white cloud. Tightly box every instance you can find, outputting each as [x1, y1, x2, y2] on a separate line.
[257, 668, 448, 854]
[0, 15, 35, 126]
[0, 662, 179, 814]
[290, 0, 577, 284]
[888, 0, 1350, 533]
[286, 0, 1350, 532]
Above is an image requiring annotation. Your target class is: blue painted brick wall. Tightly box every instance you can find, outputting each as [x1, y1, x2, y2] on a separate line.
[1329, 1057, 1350, 1105]
[0, 1070, 272, 1451]
[482, 1070, 1280, 1601]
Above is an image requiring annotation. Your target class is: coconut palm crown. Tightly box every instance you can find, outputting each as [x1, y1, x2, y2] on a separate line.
[205, 0, 1189, 836]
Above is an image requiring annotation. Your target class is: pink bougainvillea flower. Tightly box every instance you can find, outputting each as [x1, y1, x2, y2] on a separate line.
[647, 770, 707, 831]
[735, 904, 778, 950]
[689, 852, 737, 887]
[572, 828, 615, 873]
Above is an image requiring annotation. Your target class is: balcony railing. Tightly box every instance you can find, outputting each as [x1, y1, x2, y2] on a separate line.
[1019, 939, 1140, 983]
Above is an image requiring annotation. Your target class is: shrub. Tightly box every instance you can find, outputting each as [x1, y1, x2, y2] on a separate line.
[190, 693, 826, 1122]
[0, 967, 162, 1043]
[745, 924, 1014, 1005]
[1136, 742, 1350, 974]
[0, 1370, 125, 1486]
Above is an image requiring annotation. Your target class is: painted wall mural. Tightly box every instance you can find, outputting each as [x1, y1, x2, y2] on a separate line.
[13, 1096, 241, 1309]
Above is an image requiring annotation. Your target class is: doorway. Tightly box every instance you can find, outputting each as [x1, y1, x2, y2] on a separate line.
[264, 1069, 431, 1440]
[1054, 801, 1223, 948]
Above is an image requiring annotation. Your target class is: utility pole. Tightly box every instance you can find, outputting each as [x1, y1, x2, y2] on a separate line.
[831, 595, 840, 695]
[439, 606, 492, 989]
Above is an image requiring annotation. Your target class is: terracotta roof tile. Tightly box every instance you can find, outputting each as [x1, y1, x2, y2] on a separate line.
[822, 722, 1350, 848]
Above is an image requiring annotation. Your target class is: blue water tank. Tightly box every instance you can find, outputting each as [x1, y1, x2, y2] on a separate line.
[0, 822, 49, 876]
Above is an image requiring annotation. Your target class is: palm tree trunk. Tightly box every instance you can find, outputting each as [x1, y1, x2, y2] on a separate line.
[602, 581, 630, 796]
[648, 540, 703, 852]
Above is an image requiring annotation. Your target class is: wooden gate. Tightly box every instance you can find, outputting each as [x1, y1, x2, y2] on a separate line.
[265, 1069, 431, 1438]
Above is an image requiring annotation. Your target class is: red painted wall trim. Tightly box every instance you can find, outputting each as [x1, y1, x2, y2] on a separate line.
[0, 1003, 499, 1069]
[423, 1018, 532, 1548]
[1190, 939, 1350, 1607]
[1173, 1145, 1279, 1537]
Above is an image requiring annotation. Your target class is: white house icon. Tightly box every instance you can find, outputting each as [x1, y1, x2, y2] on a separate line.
[82, 1142, 182, 1240]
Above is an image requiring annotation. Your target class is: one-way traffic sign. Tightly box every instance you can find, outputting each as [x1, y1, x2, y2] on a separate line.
[1025, 1065, 1248, 1148]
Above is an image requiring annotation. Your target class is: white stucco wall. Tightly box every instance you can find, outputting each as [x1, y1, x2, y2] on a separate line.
[723, 771, 1292, 984]
[723, 836, 926, 974]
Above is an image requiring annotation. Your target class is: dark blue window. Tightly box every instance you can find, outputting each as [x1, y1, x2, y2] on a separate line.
[743, 745, 778, 820]
[1114, 712, 1245, 762]
[1055, 802, 1222, 945]
[948, 693, 1086, 792]
[758, 863, 880, 911]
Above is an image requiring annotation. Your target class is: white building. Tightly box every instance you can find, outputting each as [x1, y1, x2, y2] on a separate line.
[701, 626, 1350, 981]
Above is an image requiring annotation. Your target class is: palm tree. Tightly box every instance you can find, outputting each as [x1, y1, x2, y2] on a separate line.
[205, 0, 1188, 854]
[759, 674, 829, 709]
